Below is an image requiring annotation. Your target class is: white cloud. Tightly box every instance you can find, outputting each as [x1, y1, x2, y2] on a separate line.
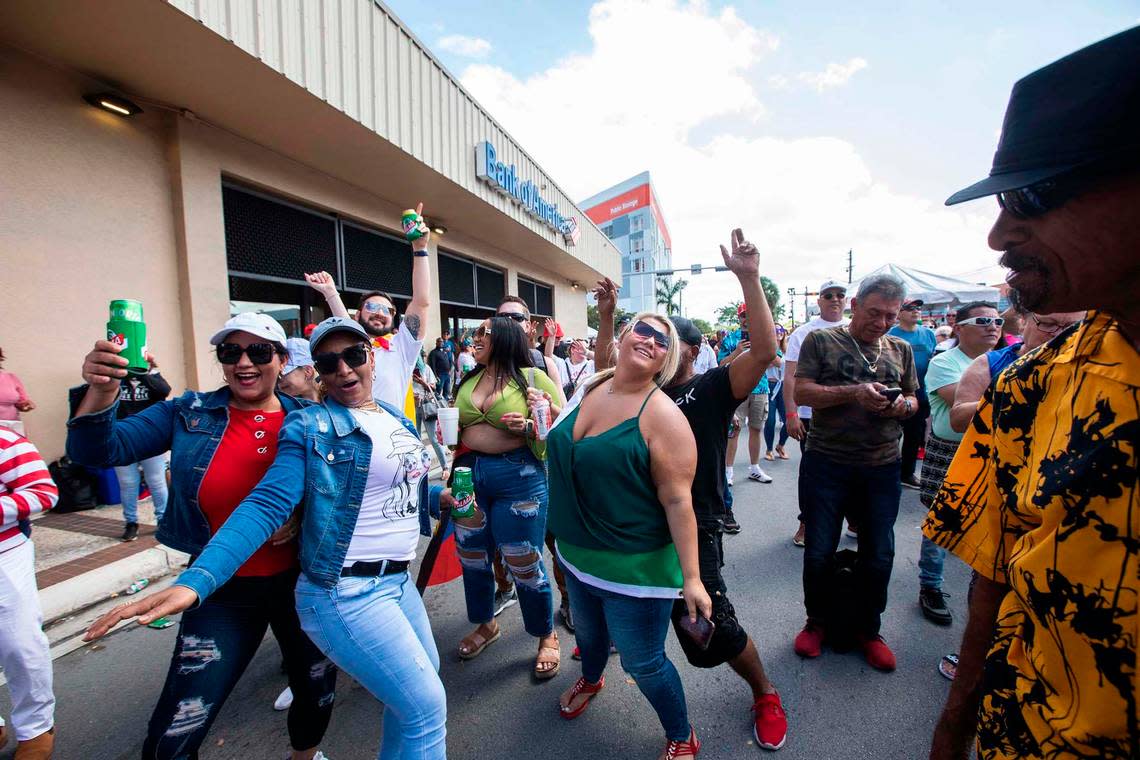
[798, 57, 869, 92]
[437, 34, 493, 58]
[458, 0, 997, 322]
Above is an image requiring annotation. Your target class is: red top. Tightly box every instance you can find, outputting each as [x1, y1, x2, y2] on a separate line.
[197, 407, 296, 577]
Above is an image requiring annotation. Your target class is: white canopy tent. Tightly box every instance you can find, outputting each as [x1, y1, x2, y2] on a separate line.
[850, 263, 1001, 310]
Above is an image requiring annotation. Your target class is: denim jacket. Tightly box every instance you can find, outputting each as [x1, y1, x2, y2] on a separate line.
[175, 397, 442, 602]
[66, 387, 313, 557]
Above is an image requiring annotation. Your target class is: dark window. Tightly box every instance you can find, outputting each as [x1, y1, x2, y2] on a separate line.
[438, 254, 475, 305]
[222, 185, 337, 282]
[610, 216, 630, 238]
[517, 278, 537, 314]
[602, 224, 614, 238]
[517, 276, 553, 318]
[476, 265, 505, 309]
[342, 222, 412, 297]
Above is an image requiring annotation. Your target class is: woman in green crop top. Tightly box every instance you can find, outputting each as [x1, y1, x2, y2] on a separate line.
[451, 316, 563, 679]
[546, 313, 712, 759]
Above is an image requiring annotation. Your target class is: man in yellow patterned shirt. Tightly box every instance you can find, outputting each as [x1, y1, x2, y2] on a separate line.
[923, 27, 1139, 760]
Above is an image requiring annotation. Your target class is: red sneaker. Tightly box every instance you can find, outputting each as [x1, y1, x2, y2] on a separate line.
[793, 621, 824, 658]
[859, 634, 897, 672]
[660, 726, 700, 759]
[752, 692, 787, 750]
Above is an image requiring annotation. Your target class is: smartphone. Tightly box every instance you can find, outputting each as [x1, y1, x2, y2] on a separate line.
[740, 330, 750, 342]
[881, 387, 903, 403]
[677, 614, 716, 650]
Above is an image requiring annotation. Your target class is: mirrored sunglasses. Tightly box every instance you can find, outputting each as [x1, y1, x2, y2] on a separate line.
[216, 343, 278, 365]
[957, 316, 1004, 328]
[312, 344, 371, 374]
[362, 302, 393, 315]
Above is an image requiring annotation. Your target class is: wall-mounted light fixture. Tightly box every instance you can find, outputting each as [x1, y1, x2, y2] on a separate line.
[84, 92, 143, 117]
[570, 281, 581, 290]
[430, 222, 447, 236]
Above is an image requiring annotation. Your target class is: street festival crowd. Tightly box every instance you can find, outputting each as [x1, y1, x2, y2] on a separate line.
[0, 28, 1137, 760]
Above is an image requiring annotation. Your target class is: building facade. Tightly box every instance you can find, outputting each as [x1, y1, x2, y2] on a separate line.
[580, 172, 673, 315]
[0, 0, 618, 460]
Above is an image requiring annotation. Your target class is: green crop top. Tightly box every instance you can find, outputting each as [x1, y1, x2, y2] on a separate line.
[455, 367, 560, 460]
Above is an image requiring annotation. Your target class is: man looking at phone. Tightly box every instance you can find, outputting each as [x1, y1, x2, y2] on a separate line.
[596, 229, 788, 750]
[792, 273, 917, 671]
[913, 301, 1001, 626]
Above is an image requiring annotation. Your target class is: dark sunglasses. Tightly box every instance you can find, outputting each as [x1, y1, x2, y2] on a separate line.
[312, 344, 370, 375]
[216, 343, 278, 365]
[820, 292, 845, 301]
[632, 320, 671, 349]
[495, 312, 529, 323]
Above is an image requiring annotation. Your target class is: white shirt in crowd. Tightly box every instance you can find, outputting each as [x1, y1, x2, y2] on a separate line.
[457, 351, 477, 375]
[564, 358, 596, 393]
[371, 327, 422, 410]
[693, 342, 718, 374]
[344, 409, 431, 563]
[785, 315, 849, 420]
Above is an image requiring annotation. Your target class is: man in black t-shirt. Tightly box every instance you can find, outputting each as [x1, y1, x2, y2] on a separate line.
[595, 228, 789, 751]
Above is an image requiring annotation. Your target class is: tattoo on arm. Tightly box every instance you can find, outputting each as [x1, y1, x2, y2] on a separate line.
[403, 314, 422, 340]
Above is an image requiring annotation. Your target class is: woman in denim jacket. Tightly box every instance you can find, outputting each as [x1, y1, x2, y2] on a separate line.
[68, 312, 336, 760]
[85, 317, 450, 760]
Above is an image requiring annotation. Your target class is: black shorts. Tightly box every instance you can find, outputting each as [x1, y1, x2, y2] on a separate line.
[670, 523, 749, 668]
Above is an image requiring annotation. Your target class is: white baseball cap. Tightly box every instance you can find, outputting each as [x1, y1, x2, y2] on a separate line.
[283, 338, 313, 374]
[819, 279, 847, 295]
[209, 312, 288, 347]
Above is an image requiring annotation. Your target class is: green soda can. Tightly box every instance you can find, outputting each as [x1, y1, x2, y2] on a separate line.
[401, 209, 427, 241]
[451, 467, 476, 518]
[107, 299, 148, 374]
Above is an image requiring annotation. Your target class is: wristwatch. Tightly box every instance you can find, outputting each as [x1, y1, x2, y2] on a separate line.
[903, 398, 913, 416]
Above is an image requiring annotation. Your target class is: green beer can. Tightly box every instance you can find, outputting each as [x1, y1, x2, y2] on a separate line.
[107, 299, 148, 374]
[451, 467, 476, 518]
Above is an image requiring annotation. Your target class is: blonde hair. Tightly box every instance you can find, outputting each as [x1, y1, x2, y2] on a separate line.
[586, 313, 682, 392]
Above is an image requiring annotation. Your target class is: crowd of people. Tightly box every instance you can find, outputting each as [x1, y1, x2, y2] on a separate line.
[0, 28, 1136, 760]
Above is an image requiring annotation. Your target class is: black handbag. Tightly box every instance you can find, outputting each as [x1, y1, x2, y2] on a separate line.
[422, 393, 441, 421]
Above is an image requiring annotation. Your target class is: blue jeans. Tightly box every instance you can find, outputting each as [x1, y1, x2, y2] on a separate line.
[800, 450, 901, 635]
[918, 536, 946, 590]
[296, 571, 446, 760]
[764, 385, 789, 450]
[454, 448, 553, 636]
[564, 571, 690, 741]
[144, 570, 336, 759]
[114, 454, 168, 523]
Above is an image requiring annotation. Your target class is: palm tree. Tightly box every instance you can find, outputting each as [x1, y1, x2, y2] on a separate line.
[655, 277, 688, 316]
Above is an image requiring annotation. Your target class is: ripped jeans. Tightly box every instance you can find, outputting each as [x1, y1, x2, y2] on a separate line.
[454, 448, 554, 636]
[143, 569, 336, 759]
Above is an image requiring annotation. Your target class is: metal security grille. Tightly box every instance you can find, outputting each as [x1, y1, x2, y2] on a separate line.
[222, 185, 337, 282]
[476, 265, 505, 309]
[342, 222, 412, 297]
[439, 253, 475, 305]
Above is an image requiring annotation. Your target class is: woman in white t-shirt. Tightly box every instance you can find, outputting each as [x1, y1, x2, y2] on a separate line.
[457, 341, 478, 376]
[86, 317, 454, 760]
[563, 339, 595, 396]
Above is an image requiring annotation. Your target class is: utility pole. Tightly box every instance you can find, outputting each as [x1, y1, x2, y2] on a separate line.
[846, 249, 854, 283]
[786, 286, 820, 326]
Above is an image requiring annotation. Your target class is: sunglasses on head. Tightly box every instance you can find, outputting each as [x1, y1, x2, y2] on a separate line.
[362, 301, 392, 316]
[957, 316, 1004, 328]
[820, 292, 845, 301]
[216, 343, 279, 365]
[312, 344, 370, 375]
[495, 312, 529, 323]
[632, 320, 671, 349]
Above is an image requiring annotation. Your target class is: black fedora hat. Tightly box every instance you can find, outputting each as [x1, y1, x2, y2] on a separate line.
[946, 26, 1140, 206]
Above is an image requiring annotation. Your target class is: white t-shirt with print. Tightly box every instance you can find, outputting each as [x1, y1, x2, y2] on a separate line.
[784, 316, 848, 420]
[344, 408, 431, 563]
[564, 358, 595, 393]
[370, 327, 422, 410]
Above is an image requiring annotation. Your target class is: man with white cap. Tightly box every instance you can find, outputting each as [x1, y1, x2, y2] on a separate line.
[783, 279, 849, 546]
[278, 337, 320, 402]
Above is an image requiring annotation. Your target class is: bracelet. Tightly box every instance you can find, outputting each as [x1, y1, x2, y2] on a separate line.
[413, 251, 429, 257]
[787, 410, 798, 418]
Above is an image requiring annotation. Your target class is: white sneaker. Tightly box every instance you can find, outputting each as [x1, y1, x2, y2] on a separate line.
[725, 468, 734, 487]
[273, 686, 293, 711]
[748, 467, 773, 483]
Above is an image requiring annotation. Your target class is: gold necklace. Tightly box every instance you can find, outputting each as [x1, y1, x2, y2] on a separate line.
[843, 328, 883, 373]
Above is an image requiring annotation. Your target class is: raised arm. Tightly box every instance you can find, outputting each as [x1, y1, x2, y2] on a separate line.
[721, 229, 777, 399]
[403, 202, 432, 339]
[592, 277, 619, 372]
[304, 270, 350, 319]
[645, 397, 712, 624]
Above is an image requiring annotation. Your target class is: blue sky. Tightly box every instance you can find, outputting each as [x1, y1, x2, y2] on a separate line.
[385, 0, 1137, 320]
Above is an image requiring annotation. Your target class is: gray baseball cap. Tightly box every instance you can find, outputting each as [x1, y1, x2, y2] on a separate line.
[308, 317, 370, 353]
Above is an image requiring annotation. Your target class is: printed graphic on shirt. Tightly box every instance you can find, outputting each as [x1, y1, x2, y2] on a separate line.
[382, 426, 431, 520]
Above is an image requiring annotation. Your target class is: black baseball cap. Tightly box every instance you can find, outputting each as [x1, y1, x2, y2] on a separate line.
[946, 26, 1140, 206]
[670, 317, 703, 347]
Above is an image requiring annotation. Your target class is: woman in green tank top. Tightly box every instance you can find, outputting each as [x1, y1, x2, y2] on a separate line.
[547, 313, 712, 759]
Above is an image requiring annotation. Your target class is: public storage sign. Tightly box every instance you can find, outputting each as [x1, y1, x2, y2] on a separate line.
[475, 141, 579, 246]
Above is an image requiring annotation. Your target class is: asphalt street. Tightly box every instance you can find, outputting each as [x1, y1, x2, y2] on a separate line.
[2, 442, 971, 760]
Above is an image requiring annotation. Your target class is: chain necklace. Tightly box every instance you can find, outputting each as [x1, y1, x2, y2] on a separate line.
[843, 328, 883, 373]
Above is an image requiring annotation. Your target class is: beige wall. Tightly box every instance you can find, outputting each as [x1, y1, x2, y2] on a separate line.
[1, 44, 589, 460]
[0, 46, 186, 461]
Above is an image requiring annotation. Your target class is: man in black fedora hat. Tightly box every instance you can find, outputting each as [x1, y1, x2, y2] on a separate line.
[923, 26, 1140, 760]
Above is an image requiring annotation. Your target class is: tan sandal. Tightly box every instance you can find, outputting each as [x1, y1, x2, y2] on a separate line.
[458, 624, 500, 660]
[534, 634, 561, 680]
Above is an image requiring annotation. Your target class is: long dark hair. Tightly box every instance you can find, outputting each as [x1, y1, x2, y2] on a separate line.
[455, 316, 534, 395]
